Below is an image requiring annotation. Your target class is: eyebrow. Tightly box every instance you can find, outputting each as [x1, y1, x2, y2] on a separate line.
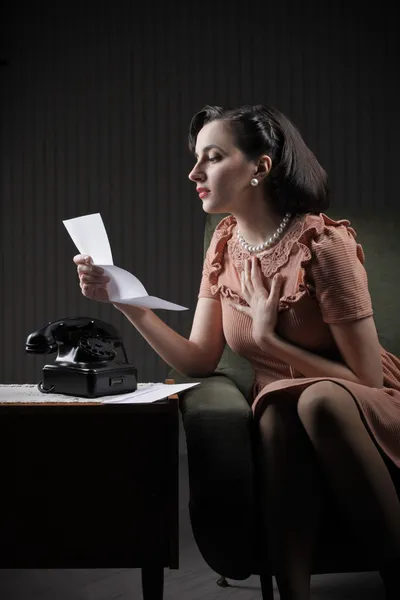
[194, 144, 225, 158]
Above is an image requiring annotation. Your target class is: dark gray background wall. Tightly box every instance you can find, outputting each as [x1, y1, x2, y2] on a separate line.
[1, 0, 398, 384]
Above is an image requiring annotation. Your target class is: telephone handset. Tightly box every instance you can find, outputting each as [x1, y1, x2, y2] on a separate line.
[25, 317, 138, 398]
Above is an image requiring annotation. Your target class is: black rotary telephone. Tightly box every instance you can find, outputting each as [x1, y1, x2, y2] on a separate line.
[25, 317, 138, 398]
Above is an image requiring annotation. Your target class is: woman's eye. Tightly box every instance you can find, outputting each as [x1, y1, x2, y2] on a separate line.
[209, 155, 220, 163]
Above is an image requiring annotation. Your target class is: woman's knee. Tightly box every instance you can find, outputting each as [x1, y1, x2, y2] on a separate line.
[297, 381, 359, 431]
[258, 400, 300, 445]
[258, 399, 322, 493]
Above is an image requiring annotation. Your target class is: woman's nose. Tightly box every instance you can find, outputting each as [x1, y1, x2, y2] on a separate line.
[188, 164, 204, 182]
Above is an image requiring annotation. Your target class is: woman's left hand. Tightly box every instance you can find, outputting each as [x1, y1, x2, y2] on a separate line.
[229, 256, 285, 346]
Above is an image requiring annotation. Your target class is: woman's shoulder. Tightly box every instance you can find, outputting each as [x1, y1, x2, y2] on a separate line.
[300, 212, 355, 237]
[299, 212, 360, 246]
[298, 212, 366, 266]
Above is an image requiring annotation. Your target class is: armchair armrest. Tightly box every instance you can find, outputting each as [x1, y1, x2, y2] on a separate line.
[177, 373, 260, 580]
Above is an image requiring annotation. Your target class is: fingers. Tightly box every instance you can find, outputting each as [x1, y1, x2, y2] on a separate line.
[72, 254, 111, 301]
[81, 283, 101, 298]
[269, 273, 285, 303]
[242, 257, 254, 294]
[78, 265, 109, 280]
[248, 257, 284, 291]
[243, 256, 263, 296]
[75, 255, 107, 280]
[243, 256, 285, 300]
[80, 274, 110, 285]
[76, 263, 110, 287]
[243, 257, 250, 285]
[81, 284, 95, 298]
[73, 254, 93, 265]
[245, 257, 261, 279]
[250, 256, 263, 287]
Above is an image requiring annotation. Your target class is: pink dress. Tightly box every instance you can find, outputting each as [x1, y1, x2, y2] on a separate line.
[198, 213, 400, 468]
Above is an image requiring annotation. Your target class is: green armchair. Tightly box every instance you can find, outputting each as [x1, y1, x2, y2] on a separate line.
[170, 212, 400, 599]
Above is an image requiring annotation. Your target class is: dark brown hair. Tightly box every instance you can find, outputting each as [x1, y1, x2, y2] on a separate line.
[188, 104, 329, 215]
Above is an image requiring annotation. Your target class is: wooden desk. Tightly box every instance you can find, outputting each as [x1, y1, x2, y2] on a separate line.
[0, 393, 179, 600]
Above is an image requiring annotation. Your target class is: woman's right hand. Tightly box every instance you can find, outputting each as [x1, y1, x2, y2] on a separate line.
[73, 255, 111, 303]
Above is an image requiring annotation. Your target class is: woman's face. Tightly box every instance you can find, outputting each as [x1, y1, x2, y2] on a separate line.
[188, 120, 256, 214]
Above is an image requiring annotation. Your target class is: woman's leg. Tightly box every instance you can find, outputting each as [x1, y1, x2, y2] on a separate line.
[297, 381, 400, 598]
[258, 397, 323, 600]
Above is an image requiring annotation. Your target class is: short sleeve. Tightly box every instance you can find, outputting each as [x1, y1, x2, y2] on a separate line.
[309, 224, 374, 324]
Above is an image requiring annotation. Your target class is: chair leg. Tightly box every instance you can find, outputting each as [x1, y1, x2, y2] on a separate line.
[260, 573, 274, 600]
[217, 574, 273, 598]
[141, 566, 164, 600]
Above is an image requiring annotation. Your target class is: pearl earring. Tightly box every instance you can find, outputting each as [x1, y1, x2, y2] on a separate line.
[251, 178, 259, 186]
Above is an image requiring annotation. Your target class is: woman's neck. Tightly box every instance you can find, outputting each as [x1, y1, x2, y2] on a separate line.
[233, 208, 284, 247]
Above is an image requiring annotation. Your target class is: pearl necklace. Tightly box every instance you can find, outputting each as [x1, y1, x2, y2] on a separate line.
[236, 212, 292, 253]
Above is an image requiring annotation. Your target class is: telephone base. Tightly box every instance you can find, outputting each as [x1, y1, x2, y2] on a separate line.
[39, 362, 138, 398]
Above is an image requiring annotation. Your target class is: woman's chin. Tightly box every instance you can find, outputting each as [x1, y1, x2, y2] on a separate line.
[201, 200, 228, 214]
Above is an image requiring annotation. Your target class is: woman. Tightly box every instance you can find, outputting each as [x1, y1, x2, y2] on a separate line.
[74, 104, 400, 600]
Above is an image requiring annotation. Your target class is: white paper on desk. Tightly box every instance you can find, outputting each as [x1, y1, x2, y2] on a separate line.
[101, 382, 201, 404]
[63, 213, 188, 311]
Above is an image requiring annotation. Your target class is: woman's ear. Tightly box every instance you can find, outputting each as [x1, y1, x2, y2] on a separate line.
[254, 155, 272, 181]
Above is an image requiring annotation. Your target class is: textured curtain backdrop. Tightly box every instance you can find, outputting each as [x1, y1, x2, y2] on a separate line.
[0, 0, 398, 383]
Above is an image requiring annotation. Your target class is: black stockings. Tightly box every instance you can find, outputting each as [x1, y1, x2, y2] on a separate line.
[258, 381, 400, 600]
